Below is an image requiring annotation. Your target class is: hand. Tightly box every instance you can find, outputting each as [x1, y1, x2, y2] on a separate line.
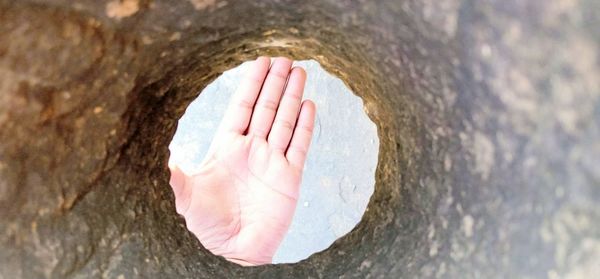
[169, 57, 316, 266]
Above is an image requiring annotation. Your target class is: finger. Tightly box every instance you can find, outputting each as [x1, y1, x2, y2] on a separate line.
[219, 56, 271, 134]
[247, 57, 293, 138]
[268, 67, 306, 151]
[286, 100, 316, 169]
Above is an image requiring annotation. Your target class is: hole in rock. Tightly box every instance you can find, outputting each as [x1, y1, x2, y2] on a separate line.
[168, 59, 379, 264]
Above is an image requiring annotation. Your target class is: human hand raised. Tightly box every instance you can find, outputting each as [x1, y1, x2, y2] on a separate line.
[168, 57, 316, 266]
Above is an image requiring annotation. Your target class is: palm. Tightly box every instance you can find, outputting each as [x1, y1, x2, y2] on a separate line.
[169, 57, 316, 266]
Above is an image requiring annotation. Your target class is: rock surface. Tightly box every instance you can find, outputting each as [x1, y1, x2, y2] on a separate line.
[0, 0, 599, 278]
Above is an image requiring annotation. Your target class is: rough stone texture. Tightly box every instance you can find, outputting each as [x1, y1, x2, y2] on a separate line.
[168, 60, 378, 264]
[0, 0, 599, 278]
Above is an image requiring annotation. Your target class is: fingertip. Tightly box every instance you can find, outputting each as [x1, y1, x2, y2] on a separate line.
[291, 66, 306, 79]
[255, 56, 271, 67]
[302, 99, 316, 113]
[274, 56, 293, 65]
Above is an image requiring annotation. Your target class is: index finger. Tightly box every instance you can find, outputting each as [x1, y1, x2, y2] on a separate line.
[219, 56, 271, 134]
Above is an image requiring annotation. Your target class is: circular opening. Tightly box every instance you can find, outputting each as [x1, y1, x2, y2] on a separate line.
[168, 58, 379, 264]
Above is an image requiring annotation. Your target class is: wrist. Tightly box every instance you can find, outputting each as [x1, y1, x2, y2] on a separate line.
[225, 257, 269, 266]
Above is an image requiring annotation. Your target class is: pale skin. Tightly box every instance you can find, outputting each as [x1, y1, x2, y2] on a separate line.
[168, 57, 316, 266]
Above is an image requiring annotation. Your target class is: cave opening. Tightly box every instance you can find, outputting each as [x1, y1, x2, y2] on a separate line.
[168, 59, 380, 264]
[146, 29, 413, 274]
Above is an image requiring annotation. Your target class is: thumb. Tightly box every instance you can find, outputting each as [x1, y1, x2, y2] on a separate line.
[169, 164, 185, 194]
[168, 164, 190, 215]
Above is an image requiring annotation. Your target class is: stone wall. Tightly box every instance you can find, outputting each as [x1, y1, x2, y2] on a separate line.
[0, 0, 598, 278]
